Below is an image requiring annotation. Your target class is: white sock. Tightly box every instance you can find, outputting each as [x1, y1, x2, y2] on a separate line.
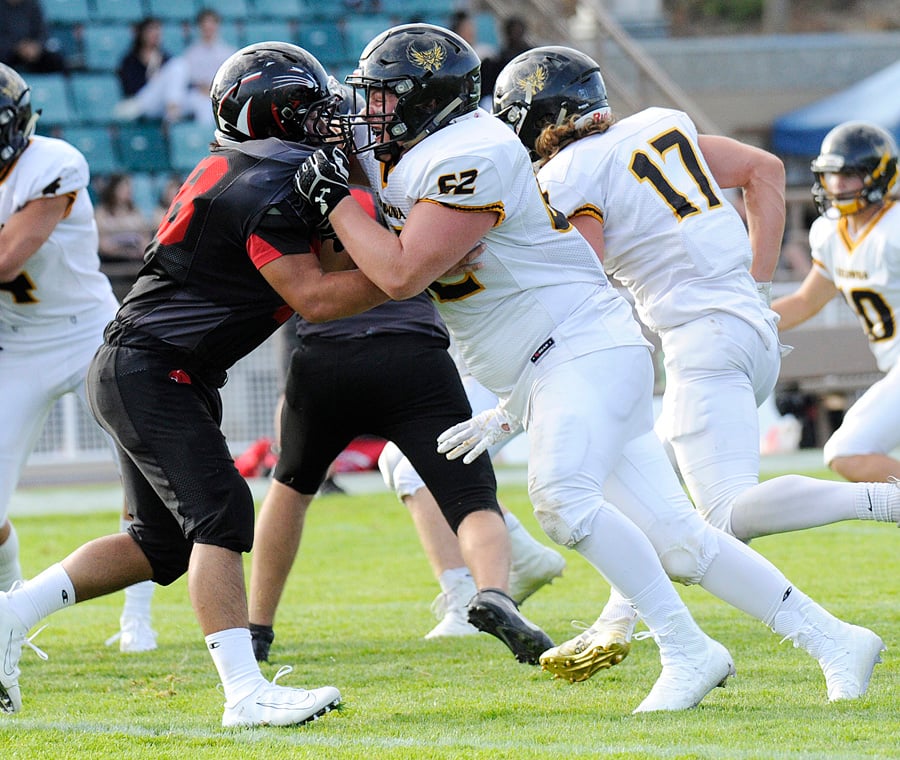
[597, 588, 637, 625]
[855, 481, 899, 523]
[697, 529, 793, 621]
[0, 522, 23, 592]
[206, 628, 264, 705]
[765, 585, 843, 657]
[731, 475, 867, 540]
[7, 563, 76, 631]
[120, 518, 155, 620]
[438, 567, 473, 594]
[575, 505, 688, 632]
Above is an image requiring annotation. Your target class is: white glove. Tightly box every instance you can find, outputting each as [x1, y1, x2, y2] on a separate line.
[756, 281, 772, 308]
[436, 407, 520, 464]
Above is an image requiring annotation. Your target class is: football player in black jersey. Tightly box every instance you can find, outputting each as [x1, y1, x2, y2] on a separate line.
[0, 43, 388, 727]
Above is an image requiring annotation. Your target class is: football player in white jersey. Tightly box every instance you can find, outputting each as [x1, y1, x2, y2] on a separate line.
[491, 46, 898, 686]
[0, 63, 156, 651]
[773, 121, 900, 483]
[294, 24, 884, 711]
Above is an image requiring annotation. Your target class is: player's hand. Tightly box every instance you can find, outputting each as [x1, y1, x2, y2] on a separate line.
[294, 146, 351, 219]
[441, 241, 485, 279]
[755, 281, 773, 308]
[437, 407, 520, 464]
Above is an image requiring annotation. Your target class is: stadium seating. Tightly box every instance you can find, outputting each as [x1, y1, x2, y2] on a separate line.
[92, 0, 147, 23]
[70, 72, 122, 124]
[62, 125, 119, 175]
[43, 0, 91, 24]
[251, 0, 308, 20]
[167, 121, 212, 174]
[146, 0, 199, 23]
[43, 0, 475, 178]
[115, 123, 169, 172]
[82, 24, 133, 72]
[297, 22, 350, 68]
[240, 20, 296, 48]
[28, 73, 74, 127]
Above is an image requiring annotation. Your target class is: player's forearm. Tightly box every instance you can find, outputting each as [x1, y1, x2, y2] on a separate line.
[330, 197, 428, 300]
[744, 157, 786, 283]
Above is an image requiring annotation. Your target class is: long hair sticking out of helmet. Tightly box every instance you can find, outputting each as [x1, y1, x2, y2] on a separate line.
[492, 46, 611, 163]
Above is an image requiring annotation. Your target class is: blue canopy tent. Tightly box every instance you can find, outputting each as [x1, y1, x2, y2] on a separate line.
[772, 59, 900, 157]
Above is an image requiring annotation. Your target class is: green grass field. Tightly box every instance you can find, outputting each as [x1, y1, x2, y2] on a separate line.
[2, 471, 897, 759]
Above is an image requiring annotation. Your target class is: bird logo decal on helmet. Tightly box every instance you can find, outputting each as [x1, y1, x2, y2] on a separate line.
[407, 42, 446, 73]
[515, 66, 548, 98]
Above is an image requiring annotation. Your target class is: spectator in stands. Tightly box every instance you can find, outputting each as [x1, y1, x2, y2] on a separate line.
[449, 10, 496, 60]
[151, 173, 182, 230]
[479, 15, 530, 104]
[94, 174, 153, 262]
[114, 8, 235, 125]
[0, 0, 66, 74]
[117, 17, 171, 98]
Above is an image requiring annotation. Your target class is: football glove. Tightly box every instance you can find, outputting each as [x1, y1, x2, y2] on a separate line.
[756, 281, 772, 308]
[437, 407, 520, 464]
[294, 145, 351, 220]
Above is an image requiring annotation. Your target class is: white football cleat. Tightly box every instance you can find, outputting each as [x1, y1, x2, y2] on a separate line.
[508, 541, 566, 605]
[632, 610, 735, 714]
[0, 586, 48, 714]
[221, 666, 341, 727]
[633, 635, 734, 713]
[815, 623, 886, 701]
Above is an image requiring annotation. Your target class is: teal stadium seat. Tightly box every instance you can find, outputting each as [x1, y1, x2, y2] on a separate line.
[251, 0, 307, 20]
[167, 121, 211, 174]
[240, 20, 295, 47]
[214, 0, 251, 22]
[82, 25, 133, 72]
[130, 172, 165, 220]
[42, 0, 90, 24]
[28, 73, 74, 128]
[115, 123, 170, 172]
[92, 0, 147, 23]
[70, 72, 122, 125]
[343, 16, 393, 60]
[146, 0, 199, 24]
[62, 126, 119, 175]
[298, 22, 350, 68]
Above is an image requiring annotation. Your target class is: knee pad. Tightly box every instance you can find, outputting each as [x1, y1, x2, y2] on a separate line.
[654, 517, 720, 585]
[531, 487, 596, 547]
[377, 442, 426, 501]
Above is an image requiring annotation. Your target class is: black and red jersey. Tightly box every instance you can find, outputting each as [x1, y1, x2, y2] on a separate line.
[113, 137, 317, 374]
